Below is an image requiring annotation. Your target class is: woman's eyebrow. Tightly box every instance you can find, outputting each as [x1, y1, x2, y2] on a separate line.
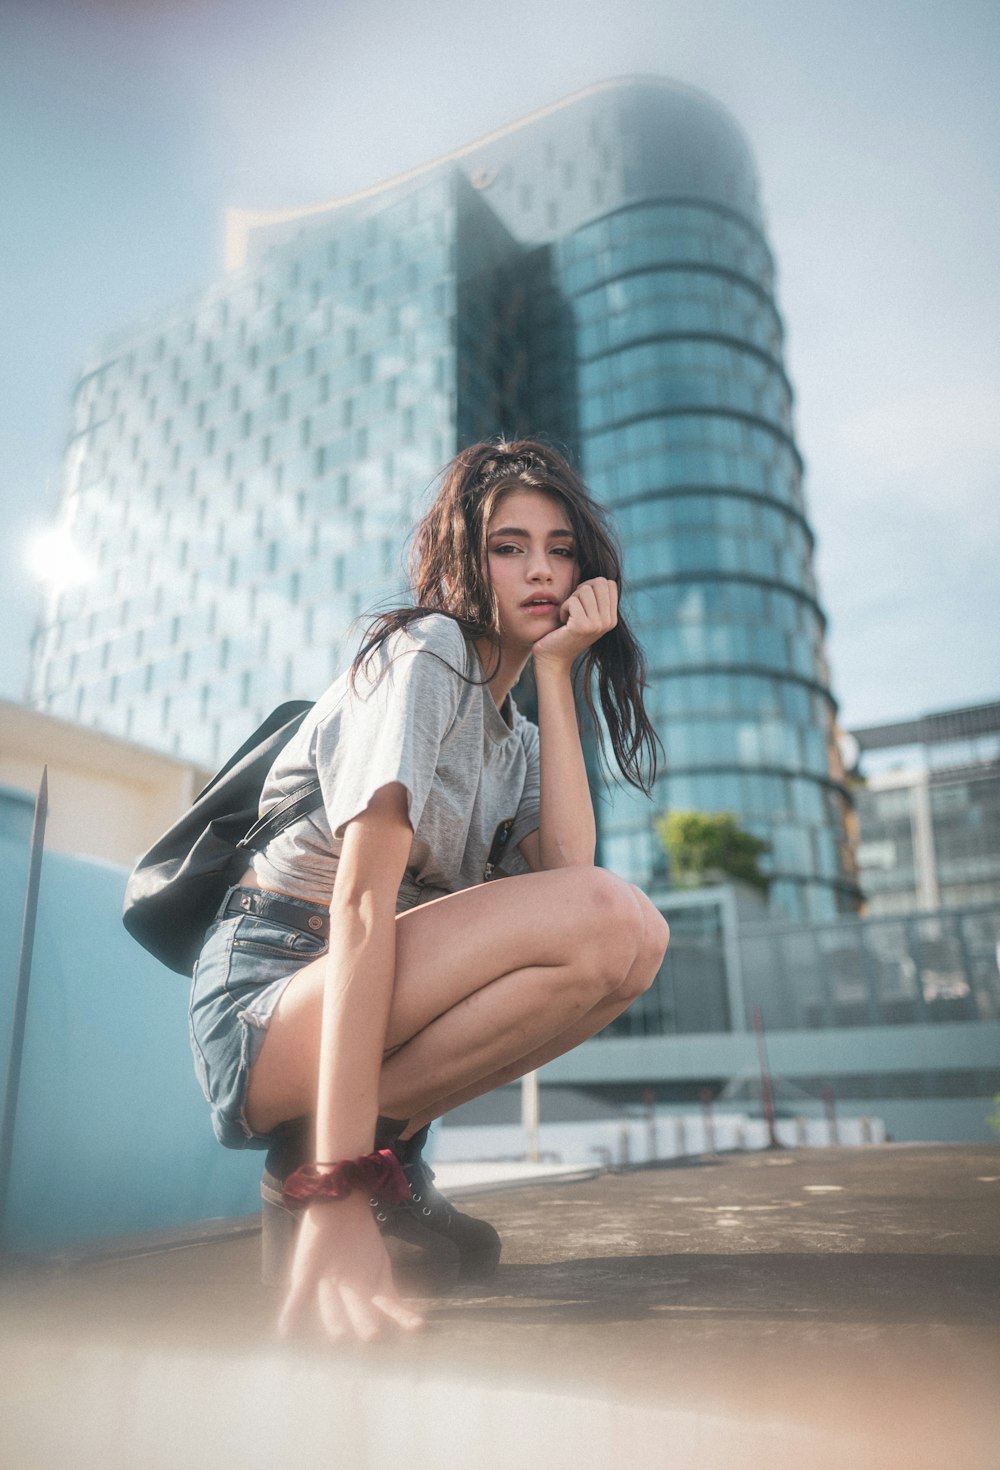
[489, 526, 575, 539]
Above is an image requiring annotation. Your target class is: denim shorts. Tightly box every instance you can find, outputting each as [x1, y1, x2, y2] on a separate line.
[188, 886, 328, 1150]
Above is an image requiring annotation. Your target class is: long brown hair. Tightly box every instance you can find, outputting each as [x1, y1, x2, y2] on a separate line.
[353, 439, 661, 793]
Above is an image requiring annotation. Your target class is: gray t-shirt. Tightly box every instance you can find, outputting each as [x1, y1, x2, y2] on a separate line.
[252, 613, 541, 911]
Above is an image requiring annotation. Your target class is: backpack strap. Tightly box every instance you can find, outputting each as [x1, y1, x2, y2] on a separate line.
[236, 778, 324, 854]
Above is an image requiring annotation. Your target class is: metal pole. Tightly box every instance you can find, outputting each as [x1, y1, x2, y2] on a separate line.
[673, 1113, 686, 1158]
[521, 1068, 540, 1164]
[823, 1085, 840, 1146]
[751, 1005, 781, 1149]
[699, 1086, 716, 1155]
[643, 1086, 658, 1162]
[0, 768, 48, 1251]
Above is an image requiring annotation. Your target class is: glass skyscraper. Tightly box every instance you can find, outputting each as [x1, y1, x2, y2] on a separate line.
[31, 77, 858, 920]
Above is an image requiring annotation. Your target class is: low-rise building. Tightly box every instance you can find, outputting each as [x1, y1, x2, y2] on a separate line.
[849, 701, 1000, 915]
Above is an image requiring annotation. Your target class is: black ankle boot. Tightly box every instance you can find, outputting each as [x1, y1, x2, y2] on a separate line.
[378, 1126, 502, 1282]
[259, 1116, 463, 1292]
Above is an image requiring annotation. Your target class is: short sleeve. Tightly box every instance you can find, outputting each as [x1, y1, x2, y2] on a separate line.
[312, 616, 466, 839]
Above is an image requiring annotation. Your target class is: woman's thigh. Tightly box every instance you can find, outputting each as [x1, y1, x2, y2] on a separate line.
[387, 865, 642, 1043]
[245, 865, 642, 1128]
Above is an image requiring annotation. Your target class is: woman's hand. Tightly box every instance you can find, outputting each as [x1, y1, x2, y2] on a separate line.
[531, 576, 618, 670]
[278, 1194, 424, 1343]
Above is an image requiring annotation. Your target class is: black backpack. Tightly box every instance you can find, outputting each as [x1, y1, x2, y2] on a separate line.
[122, 701, 324, 976]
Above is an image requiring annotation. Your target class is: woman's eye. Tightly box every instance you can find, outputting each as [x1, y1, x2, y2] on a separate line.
[493, 543, 521, 555]
[553, 547, 576, 558]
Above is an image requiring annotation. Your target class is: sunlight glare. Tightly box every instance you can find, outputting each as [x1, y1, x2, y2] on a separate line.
[26, 525, 97, 590]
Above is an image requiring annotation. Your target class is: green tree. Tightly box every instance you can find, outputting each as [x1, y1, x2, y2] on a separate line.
[656, 810, 771, 893]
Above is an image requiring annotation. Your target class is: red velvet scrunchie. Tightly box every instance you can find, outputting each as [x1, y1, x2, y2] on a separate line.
[281, 1149, 411, 1208]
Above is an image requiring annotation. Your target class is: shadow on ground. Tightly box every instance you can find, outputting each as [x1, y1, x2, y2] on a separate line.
[431, 1251, 1000, 1328]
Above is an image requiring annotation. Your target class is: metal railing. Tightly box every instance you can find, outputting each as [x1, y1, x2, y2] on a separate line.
[608, 904, 1000, 1037]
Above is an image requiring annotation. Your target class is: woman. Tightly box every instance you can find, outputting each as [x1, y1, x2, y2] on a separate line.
[189, 439, 670, 1342]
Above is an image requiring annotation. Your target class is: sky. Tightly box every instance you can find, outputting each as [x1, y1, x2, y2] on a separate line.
[2, 0, 998, 730]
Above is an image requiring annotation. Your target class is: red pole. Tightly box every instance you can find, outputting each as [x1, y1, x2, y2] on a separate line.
[751, 1006, 781, 1149]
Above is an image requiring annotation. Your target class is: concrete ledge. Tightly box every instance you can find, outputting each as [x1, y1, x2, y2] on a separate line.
[2, 1144, 998, 1470]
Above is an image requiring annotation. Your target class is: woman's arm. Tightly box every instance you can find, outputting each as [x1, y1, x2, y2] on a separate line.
[315, 781, 412, 1161]
[520, 577, 619, 873]
[279, 781, 423, 1342]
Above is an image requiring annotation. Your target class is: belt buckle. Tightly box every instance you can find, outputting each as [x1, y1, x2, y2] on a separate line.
[240, 894, 253, 912]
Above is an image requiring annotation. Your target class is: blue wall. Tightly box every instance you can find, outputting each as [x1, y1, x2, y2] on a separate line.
[0, 789, 261, 1252]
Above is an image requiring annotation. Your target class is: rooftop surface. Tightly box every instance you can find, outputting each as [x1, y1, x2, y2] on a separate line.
[2, 1143, 998, 1470]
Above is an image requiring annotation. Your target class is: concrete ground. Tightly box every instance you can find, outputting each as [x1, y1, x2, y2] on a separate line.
[2, 1142, 998, 1470]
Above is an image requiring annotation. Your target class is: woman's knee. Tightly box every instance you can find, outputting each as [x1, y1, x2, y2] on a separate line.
[622, 887, 669, 997]
[569, 868, 649, 991]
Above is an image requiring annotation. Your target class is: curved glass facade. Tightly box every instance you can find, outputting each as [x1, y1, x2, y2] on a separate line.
[31, 77, 857, 920]
[551, 185, 853, 916]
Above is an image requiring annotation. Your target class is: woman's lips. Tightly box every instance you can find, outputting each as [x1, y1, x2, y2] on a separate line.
[521, 598, 558, 615]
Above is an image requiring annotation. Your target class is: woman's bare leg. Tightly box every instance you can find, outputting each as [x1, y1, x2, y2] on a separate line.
[401, 885, 667, 1129]
[245, 868, 668, 1136]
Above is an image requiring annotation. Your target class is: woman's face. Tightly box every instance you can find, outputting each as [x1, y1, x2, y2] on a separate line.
[484, 487, 580, 650]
